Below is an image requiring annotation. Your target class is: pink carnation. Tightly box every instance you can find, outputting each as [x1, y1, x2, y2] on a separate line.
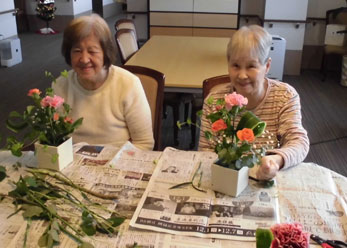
[27, 88, 41, 97]
[224, 92, 248, 110]
[41, 95, 64, 109]
[271, 223, 310, 248]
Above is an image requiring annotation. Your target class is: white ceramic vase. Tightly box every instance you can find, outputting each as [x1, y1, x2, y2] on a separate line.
[35, 137, 73, 171]
[211, 163, 249, 197]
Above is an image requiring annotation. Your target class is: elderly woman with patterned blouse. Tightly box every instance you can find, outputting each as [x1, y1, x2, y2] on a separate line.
[199, 25, 309, 180]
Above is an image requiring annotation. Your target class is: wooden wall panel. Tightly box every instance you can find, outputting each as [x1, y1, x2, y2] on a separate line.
[150, 12, 193, 27]
[193, 14, 238, 28]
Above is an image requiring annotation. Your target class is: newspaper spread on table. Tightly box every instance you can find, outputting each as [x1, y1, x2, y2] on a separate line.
[0, 142, 162, 248]
[276, 162, 347, 242]
[129, 147, 280, 241]
[0, 144, 346, 247]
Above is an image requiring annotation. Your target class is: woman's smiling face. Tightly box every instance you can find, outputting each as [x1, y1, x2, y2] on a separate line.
[70, 33, 105, 84]
[228, 50, 270, 98]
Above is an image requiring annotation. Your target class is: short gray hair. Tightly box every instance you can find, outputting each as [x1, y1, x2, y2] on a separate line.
[227, 25, 272, 65]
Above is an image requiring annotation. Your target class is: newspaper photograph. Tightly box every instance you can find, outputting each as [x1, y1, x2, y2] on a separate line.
[130, 147, 280, 241]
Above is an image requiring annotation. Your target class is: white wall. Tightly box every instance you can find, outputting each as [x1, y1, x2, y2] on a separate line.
[103, 0, 114, 5]
[0, 0, 17, 39]
[73, 0, 92, 15]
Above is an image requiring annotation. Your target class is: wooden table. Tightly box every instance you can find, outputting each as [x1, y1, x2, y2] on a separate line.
[126, 35, 230, 93]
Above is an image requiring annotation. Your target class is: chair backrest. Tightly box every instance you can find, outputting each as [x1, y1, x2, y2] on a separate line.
[115, 29, 139, 64]
[115, 19, 138, 41]
[122, 65, 165, 151]
[202, 75, 230, 99]
[327, 7, 347, 25]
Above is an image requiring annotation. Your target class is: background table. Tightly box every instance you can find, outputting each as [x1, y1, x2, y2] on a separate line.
[126, 35, 230, 93]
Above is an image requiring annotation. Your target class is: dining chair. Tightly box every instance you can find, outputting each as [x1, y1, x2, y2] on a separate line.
[115, 29, 139, 64]
[202, 75, 231, 99]
[121, 65, 165, 151]
[321, 7, 347, 81]
[189, 75, 230, 149]
[115, 18, 146, 47]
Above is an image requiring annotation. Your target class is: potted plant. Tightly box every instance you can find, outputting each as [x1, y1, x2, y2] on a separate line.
[203, 92, 266, 197]
[3, 72, 83, 170]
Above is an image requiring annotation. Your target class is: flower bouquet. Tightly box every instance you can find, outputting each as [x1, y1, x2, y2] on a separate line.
[256, 222, 310, 248]
[203, 92, 266, 196]
[3, 71, 83, 170]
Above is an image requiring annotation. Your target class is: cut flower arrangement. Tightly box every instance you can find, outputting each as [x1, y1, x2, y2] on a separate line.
[4, 71, 83, 158]
[203, 92, 267, 170]
[256, 222, 310, 248]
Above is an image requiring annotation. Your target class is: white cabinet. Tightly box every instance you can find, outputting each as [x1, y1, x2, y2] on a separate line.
[264, 0, 308, 20]
[193, 0, 238, 13]
[0, 0, 18, 39]
[264, 22, 306, 50]
[150, 0, 193, 12]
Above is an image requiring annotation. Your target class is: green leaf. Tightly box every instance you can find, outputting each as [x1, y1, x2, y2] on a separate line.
[26, 105, 35, 115]
[204, 131, 212, 140]
[79, 242, 94, 248]
[61, 70, 69, 78]
[107, 216, 125, 227]
[24, 176, 37, 187]
[71, 117, 83, 130]
[48, 228, 60, 242]
[0, 166, 7, 182]
[6, 119, 28, 132]
[22, 205, 44, 218]
[206, 96, 214, 105]
[9, 111, 23, 118]
[81, 221, 96, 236]
[187, 118, 192, 125]
[196, 109, 203, 117]
[256, 228, 274, 248]
[47, 204, 57, 215]
[176, 121, 182, 129]
[38, 233, 48, 247]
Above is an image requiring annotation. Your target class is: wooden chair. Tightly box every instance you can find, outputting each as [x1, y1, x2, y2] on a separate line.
[202, 74, 231, 99]
[121, 65, 165, 151]
[115, 29, 139, 64]
[115, 18, 146, 47]
[190, 75, 231, 149]
[321, 7, 347, 81]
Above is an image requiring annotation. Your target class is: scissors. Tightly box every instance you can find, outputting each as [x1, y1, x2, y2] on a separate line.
[311, 234, 347, 248]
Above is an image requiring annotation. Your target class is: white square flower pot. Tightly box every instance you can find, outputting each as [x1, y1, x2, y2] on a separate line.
[35, 137, 73, 171]
[211, 163, 249, 197]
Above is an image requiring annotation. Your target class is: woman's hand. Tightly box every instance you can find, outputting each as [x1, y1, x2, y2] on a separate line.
[256, 155, 284, 180]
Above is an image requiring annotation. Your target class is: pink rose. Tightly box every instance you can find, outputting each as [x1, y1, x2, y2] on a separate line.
[28, 88, 41, 97]
[211, 119, 227, 132]
[224, 92, 248, 110]
[40, 95, 64, 109]
[270, 223, 309, 248]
